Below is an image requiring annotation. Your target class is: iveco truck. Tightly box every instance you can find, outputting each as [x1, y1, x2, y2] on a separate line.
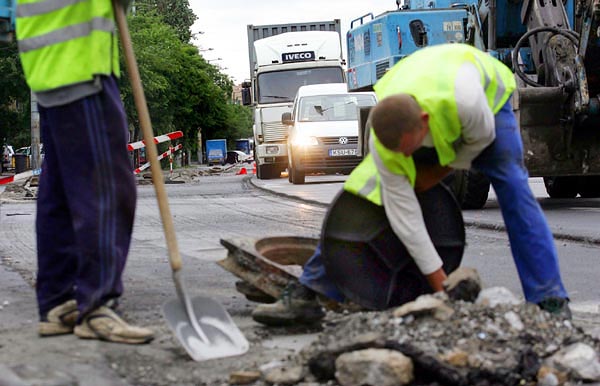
[242, 20, 346, 179]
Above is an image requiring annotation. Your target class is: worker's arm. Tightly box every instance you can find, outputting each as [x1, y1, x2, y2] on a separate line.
[449, 62, 496, 170]
[370, 139, 445, 288]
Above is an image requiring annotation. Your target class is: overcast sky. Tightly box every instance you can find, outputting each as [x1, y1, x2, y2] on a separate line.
[188, 0, 397, 84]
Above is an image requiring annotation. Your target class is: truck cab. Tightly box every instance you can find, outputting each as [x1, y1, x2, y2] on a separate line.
[244, 25, 346, 179]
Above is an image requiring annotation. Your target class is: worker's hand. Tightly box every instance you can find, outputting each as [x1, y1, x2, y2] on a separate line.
[425, 268, 448, 293]
[415, 164, 453, 192]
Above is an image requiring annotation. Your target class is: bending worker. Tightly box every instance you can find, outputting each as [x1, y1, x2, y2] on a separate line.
[253, 43, 570, 326]
[16, 0, 154, 342]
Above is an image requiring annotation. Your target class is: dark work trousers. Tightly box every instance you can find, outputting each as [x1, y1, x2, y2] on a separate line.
[36, 76, 136, 321]
[300, 98, 568, 305]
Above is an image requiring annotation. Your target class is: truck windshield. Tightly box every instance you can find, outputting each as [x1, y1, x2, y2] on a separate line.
[298, 94, 377, 122]
[257, 67, 344, 104]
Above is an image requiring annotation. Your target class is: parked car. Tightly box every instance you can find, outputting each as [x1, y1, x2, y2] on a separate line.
[11, 144, 44, 171]
[226, 150, 253, 164]
[1, 144, 14, 173]
[283, 83, 377, 184]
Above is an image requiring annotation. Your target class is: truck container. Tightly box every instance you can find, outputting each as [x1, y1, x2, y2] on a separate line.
[242, 20, 346, 179]
[206, 139, 227, 166]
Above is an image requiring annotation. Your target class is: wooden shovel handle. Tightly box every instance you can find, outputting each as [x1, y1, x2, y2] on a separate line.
[113, 2, 182, 272]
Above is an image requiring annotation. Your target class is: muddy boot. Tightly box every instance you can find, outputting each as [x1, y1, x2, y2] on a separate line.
[251, 282, 325, 326]
[538, 297, 572, 320]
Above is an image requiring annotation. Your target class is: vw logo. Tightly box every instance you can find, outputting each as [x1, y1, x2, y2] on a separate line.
[338, 137, 348, 145]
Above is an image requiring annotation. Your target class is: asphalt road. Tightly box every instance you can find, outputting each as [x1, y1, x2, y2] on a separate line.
[0, 172, 598, 385]
[252, 174, 600, 313]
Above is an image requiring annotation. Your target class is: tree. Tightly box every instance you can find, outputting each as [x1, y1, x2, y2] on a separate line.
[0, 42, 30, 148]
[133, 0, 197, 43]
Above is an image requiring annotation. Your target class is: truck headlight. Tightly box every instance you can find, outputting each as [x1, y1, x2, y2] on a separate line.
[291, 135, 318, 147]
[265, 145, 280, 154]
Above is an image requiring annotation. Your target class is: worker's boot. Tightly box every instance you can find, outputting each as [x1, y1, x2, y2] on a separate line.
[538, 297, 572, 320]
[38, 299, 79, 336]
[251, 282, 325, 326]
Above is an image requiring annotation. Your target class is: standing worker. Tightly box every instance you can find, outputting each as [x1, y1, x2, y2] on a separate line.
[16, 0, 154, 343]
[253, 43, 570, 326]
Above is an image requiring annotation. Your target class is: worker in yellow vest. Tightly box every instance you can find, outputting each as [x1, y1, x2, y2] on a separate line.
[253, 44, 570, 326]
[16, 0, 153, 343]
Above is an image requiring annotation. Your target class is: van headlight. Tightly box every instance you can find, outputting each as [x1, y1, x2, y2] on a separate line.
[291, 135, 318, 147]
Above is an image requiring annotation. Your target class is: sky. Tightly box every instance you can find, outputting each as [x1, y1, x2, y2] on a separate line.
[188, 0, 397, 84]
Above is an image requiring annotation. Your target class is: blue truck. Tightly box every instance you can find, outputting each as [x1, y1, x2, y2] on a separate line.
[347, 0, 600, 207]
[206, 139, 227, 166]
[0, 0, 15, 43]
[234, 138, 253, 156]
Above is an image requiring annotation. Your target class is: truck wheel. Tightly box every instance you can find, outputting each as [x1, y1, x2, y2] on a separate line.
[447, 169, 490, 209]
[287, 165, 293, 183]
[291, 163, 305, 184]
[258, 164, 281, 179]
[544, 177, 578, 198]
[578, 176, 600, 198]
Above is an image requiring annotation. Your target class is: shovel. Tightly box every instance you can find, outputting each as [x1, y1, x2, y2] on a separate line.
[112, 2, 249, 361]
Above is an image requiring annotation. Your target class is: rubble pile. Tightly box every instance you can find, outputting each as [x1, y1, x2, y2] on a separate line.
[250, 283, 600, 386]
[0, 179, 36, 201]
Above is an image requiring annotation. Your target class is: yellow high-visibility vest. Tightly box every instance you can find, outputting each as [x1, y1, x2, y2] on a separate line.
[16, 0, 120, 92]
[345, 44, 516, 206]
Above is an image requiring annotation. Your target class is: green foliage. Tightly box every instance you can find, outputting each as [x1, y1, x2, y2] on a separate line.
[1, 3, 252, 159]
[0, 42, 30, 148]
[133, 0, 197, 43]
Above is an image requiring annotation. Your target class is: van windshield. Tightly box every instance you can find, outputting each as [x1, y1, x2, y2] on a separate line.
[298, 94, 377, 122]
[257, 67, 344, 104]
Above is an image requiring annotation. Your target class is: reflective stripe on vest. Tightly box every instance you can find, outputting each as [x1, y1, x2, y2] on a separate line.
[344, 129, 416, 206]
[345, 44, 515, 206]
[18, 18, 115, 52]
[16, 0, 119, 92]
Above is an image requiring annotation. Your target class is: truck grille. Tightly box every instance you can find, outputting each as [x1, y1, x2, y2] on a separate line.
[301, 147, 362, 169]
[262, 122, 288, 142]
[376, 60, 389, 80]
[319, 136, 359, 145]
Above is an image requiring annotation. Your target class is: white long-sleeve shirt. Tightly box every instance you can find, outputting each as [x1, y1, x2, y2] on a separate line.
[372, 62, 495, 275]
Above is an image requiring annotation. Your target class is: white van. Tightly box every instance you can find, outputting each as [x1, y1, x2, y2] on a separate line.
[282, 83, 377, 184]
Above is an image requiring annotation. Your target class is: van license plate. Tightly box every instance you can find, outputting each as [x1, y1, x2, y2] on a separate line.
[329, 149, 357, 156]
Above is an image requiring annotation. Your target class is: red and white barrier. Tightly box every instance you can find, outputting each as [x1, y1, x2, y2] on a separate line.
[0, 168, 41, 186]
[1, 131, 184, 186]
[127, 131, 183, 151]
[133, 144, 182, 175]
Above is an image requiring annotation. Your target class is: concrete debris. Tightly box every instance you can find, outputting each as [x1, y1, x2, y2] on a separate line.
[392, 293, 454, 321]
[443, 267, 482, 302]
[547, 342, 600, 380]
[334, 348, 413, 386]
[503, 310, 525, 331]
[476, 286, 522, 307]
[252, 285, 599, 385]
[537, 365, 568, 385]
[229, 370, 262, 385]
[263, 365, 305, 385]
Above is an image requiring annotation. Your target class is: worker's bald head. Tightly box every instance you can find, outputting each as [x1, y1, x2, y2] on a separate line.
[370, 94, 424, 151]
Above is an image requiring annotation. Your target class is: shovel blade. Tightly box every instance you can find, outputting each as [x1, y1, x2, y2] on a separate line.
[163, 296, 249, 361]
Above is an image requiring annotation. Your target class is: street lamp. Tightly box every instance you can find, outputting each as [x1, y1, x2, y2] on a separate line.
[207, 58, 222, 63]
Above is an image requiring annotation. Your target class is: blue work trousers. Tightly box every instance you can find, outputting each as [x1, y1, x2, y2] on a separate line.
[471, 99, 567, 303]
[36, 76, 136, 320]
[300, 99, 568, 304]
